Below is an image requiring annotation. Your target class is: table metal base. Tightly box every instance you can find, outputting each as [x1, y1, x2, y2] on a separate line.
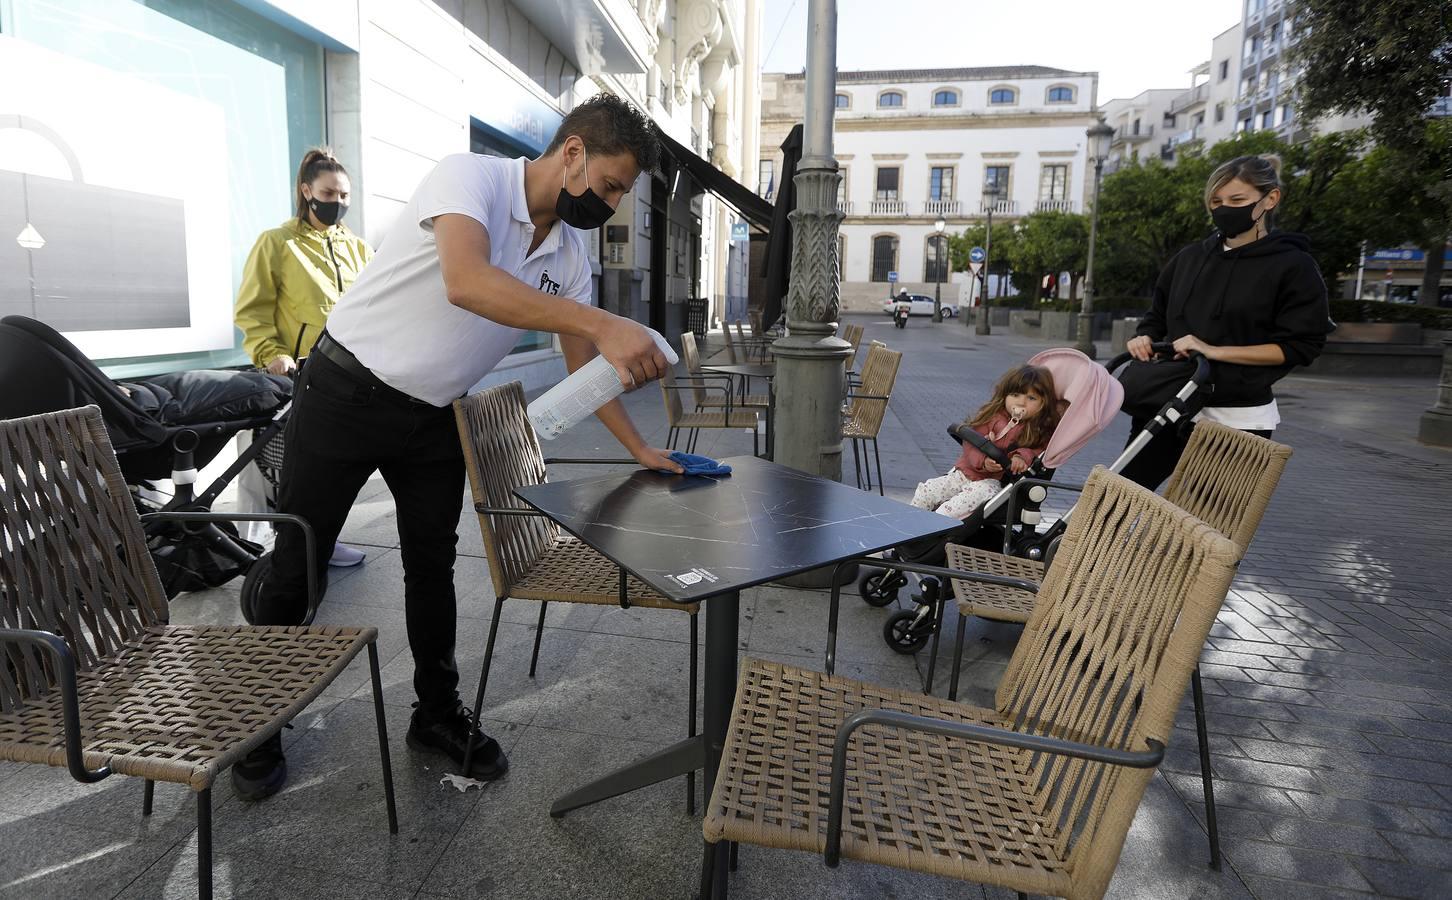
[549, 735, 706, 818]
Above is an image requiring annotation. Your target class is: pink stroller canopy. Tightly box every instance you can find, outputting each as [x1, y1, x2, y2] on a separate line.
[1027, 348, 1124, 469]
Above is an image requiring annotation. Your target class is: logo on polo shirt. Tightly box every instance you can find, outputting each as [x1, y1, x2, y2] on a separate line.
[538, 270, 562, 296]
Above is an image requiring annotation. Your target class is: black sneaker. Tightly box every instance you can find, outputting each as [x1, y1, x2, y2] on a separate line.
[231, 732, 287, 801]
[406, 704, 509, 781]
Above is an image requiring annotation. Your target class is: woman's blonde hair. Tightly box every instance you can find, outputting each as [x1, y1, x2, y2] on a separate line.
[1203, 154, 1284, 213]
[295, 146, 349, 221]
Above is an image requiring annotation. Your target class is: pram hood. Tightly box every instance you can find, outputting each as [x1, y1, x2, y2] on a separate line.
[1027, 347, 1124, 469]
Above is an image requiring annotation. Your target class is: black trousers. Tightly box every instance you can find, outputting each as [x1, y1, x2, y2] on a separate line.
[258, 351, 465, 715]
[1119, 417, 1274, 491]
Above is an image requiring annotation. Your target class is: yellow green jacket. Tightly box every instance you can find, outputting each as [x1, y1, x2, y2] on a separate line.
[234, 218, 373, 368]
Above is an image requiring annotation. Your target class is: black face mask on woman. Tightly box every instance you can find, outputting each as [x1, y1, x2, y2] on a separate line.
[309, 198, 347, 227]
[555, 146, 615, 230]
[1211, 195, 1265, 239]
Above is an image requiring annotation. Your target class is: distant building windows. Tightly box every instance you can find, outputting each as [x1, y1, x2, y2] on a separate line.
[929, 166, 954, 201]
[1261, 110, 1273, 128]
[871, 235, 899, 282]
[875, 167, 901, 202]
[1039, 164, 1069, 203]
[1219, 59, 1229, 81]
[1046, 85, 1075, 103]
[989, 86, 1018, 105]
[1214, 102, 1225, 123]
[924, 235, 950, 282]
[933, 89, 960, 107]
[835, 92, 851, 109]
[758, 159, 774, 199]
[984, 165, 1010, 197]
[878, 90, 905, 108]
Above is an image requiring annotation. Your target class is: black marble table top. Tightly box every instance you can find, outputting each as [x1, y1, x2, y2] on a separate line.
[701, 363, 775, 379]
[514, 455, 959, 603]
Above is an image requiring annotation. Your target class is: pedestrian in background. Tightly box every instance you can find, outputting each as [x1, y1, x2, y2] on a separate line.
[234, 147, 372, 567]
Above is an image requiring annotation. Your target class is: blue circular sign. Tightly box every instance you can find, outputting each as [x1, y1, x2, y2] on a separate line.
[969, 246, 986, 264]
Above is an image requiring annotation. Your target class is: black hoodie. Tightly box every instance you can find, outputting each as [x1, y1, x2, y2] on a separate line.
[1136, 231, 1334, 408]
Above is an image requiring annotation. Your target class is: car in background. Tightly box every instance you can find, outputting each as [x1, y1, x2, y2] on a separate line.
[881, 293, 957, 317]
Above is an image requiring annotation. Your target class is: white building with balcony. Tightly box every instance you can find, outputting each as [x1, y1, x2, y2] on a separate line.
[1100, 89, 1180, 172]
[759, 66, 1100, 310]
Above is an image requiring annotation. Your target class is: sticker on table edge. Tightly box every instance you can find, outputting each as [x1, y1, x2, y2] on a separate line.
[667, 568, 721, 588]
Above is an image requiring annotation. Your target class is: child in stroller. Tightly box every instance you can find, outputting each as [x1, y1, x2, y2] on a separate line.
[910, 363, 1060, 521]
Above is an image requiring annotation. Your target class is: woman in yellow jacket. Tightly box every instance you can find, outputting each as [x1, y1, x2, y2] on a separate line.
[235, 147, 372, 565]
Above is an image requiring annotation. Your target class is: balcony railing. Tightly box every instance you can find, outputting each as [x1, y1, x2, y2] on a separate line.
[1431, 96, 1452, 118]
[869, 200, 906, 216]
[1113, 124, 1155, 142]
[1169, 83, 1209, 115]
[923, 199, 961, 217]
[837, 200, 856, 215]
[979, 199, 1018, 215]
[1168, 124, 1203, 148]
[1036, 199, 1075, 213]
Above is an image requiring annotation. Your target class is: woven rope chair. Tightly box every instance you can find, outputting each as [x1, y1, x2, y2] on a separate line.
[659, 367, 759, 456]
[453, 383, 705, 806]
[0, 407, 396, 899]
[700, 469, 1241, 900]
[718, 323, 741, 364]
[681, 332, 768, 411]
[941, 421, 1292, 870]
[841, 322, 865, 374]
[843, 344, 901, 495]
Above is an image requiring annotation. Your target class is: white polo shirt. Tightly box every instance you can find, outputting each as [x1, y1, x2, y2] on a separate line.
[326, 154, 593, 406]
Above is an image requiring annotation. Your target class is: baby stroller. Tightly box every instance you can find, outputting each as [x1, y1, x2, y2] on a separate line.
[859, 343, 1213, 656]
[0, 315, 293, 598]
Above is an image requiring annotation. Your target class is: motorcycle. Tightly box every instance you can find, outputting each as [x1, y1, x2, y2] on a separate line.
[893, 304, 910, 328]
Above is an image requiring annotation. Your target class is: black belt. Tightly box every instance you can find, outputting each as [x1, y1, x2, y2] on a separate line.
[313, 331, 433, 405]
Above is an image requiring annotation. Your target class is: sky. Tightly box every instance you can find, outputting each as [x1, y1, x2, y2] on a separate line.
[760, 0, 1245, 103]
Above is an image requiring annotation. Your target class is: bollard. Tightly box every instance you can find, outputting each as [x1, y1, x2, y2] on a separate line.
[1417, 339, 1452, 447]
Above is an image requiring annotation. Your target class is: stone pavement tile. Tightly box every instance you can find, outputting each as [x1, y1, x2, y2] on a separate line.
[1311, 772, 1452, 809]
[1220, 839, 1376, 892]
[1377, 829, 1452, 869]
[1408, 806, 1452, 839]
[524, 630, 702, 744]
[1391, 717, 1452, 742]
[1363, 731, 1452, 764]
[1260, 721, 1382, 753]
[1284, 705, 1406, 735]
[1349, 857, 1452, 900]
[1163, 771, 1300, 818]
[1173, 709, 1275, 742]
[1238, 875, 1376, 900]
[204, 698, 525, 892]
[358, 616, 591, 726]
[114, 849, 417, 900]
[0, 816, 171, 900]
[1258, 814, 1401, 859]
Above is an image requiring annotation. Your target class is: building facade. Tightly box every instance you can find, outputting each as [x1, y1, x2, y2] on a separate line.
[0, 0, 760, 386]
[1100, 89, 1180, 172]
[759, 66, 1100, 311]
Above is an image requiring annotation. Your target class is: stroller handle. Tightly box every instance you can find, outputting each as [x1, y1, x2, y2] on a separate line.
[1105, 343, 1211, 386]
[947, 423, 1015, 471]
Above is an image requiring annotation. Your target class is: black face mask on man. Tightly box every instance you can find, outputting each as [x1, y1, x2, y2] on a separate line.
[555, 145, 616, 230]
[308, 198, 347, 227]
[1211, 195, 1265, 240]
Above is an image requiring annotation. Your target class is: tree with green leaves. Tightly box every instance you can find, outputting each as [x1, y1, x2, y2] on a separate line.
[1291, 0, 1452, 304]
[1007, 211, 1089, 300]
[948, 222, 1020, 299]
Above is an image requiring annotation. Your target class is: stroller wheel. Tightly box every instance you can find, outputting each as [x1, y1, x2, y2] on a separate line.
[883, 609, 933, 654]
[239, 551, 270, 624]
[858, 569, 904, 607]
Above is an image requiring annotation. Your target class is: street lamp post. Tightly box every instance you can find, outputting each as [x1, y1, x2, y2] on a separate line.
[977, 180, 999, 336]
[1076, 119, 1115, 359]
[932, 217, 946, 323]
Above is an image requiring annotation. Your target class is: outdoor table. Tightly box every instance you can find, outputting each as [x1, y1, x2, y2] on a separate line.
[514, 455, 958, 892]
[702, 362, 776, 457]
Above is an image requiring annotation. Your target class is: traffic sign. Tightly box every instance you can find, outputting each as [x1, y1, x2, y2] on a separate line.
[969, 246, 986, 264]
[887, 271, 898, 282]
[968, 261, 984, 277]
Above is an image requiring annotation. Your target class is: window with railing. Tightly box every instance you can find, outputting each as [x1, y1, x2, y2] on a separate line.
[871, 235, 899, 282]
[875, 167, 900, 202]
[1039, 164, 1069, 203]
[929, 166, 954, 202]
[984, 165, 1010, 197]
[878, 90, 905, 108]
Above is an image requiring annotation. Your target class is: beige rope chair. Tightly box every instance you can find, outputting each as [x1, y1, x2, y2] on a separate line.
[841, 322, 865, 374]
[659, 367, 759, 456]
[733, 320, 771, 364]
[941, 421, 1292, 870]
[0, 407, 396, 900]
[680, 332, 768, 411]
[700, 469, 1241, 900]
[453, 382, 704, 804]
[843, 344, 901, 495]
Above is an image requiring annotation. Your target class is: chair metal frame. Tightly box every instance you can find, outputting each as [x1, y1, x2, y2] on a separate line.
[0, 407, 396, 900]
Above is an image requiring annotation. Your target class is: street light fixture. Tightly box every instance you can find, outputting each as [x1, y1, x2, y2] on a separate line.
[932, 217, 946, 323]
[1076, 119, 1116, 359]
[978, 179, 1001, 336]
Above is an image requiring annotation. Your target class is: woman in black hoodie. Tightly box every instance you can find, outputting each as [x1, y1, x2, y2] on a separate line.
[1121, 154, 1334, 489]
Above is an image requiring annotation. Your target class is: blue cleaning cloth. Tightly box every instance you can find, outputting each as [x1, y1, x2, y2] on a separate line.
[664, 451, 732, 476]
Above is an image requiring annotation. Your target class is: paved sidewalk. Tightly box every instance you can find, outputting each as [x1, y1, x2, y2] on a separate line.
[1, 314, 1448, 899]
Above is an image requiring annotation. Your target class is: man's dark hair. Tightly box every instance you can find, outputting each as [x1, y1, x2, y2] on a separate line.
[545, 92, 660, 175]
